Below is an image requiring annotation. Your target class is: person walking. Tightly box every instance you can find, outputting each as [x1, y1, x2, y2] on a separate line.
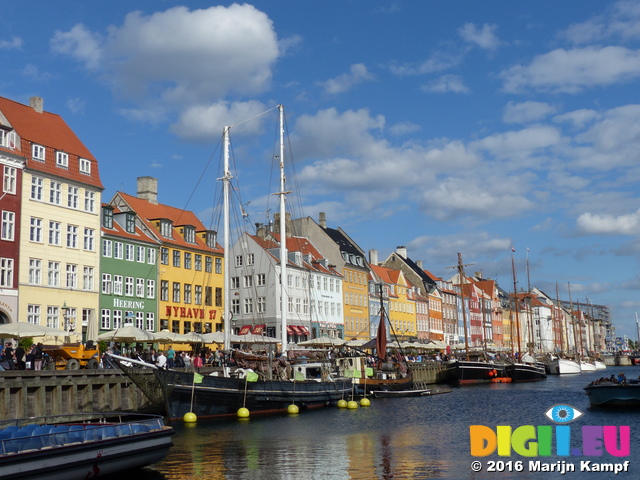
[14, 344, 26, 370]
[33, 342, 44, 371]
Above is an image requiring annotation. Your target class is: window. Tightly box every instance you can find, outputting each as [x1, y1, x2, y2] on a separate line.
[160, 247, 169, 265]
[235, 255, 243, 267]
[48, 221, 61, 245]
[103, 208, 113, 228]
[146, 279, 155, 299]
[146, 312, 154, 331]
[257, 297, 266, 313]
[136, 278, 145, 297]
[195, 285, 202, 305]
[83, 266, 94, 290]
[113, 310, 122, 329]
[66, 264, 78, 288]
[173, 282, 181, 302]
[173, 250, 181, 267]
[32, 144, 45, 161]
[84, 191, 95, 212]
[247, 253, 254, 266]
[27, 304, 41, 325]
[3, 166, 16, 194]
[231, 276, 239, 289]
[67, 186, 78, 208]
[48, 261, 60, 287]
[257, 273, 266, 286]
[79, 158, 91, 174]
[215, 257, 221, 274]
[125, 277, 134, 296]
[244, 275, 253, 288]
[215, 287, 222, 307]
[148, 248, 156, 264]
[160, 220, 172, 238]
[232, 299, 240, 315]
[205, 286, 212, 306]
[137, 246, 145, 263]
[30, 217, 43, 242]
[184, 225, 195, 243]
[0, 258, 14, 288]
[244, 298, 253, 314]
[184, 284, 192, 304]
[206, 257, 213, 273]
[102, 273, 112, 294]
[50, 181, 61, 204]
[29, 258, 42, 285]
[103, 239, 112, 257]
[1, 211, 15, 241]
[184, 252, 192, 269]
[114, 242, 123, 259]
[47, 306, 59, 329]
[83, 228, 95, 251]
[126, 213, 135, 233]
[113, 275, 123, 295]
[66, 225, 78, 248]
[161, 280, 169, 302]
[101, 309, 111, 329]
[56, 151, 69, 168]
[31, 177, 43, 200]
[126, 244, 134, 261]
[195, 254, 202, 271]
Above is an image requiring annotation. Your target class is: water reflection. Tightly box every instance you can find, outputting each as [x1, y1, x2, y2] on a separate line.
[140, 368, 640, 479]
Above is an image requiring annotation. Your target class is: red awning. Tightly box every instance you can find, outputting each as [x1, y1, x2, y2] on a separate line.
[252, 324, 265, 335]
[286, 326, 296, 335]
[294, 326, 305, 335]
[299, 326, 310, 335]
[239, 325, 252, 335]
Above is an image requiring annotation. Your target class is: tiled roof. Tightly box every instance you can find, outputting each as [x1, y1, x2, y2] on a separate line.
[102, 204, 160, 244]
[116, 192, 222, 253]
[0, 96, 103, 189]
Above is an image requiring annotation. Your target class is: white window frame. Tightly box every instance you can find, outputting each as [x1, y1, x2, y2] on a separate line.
[66, 264, 78, 288]
[30, 217, 43, 243]
[102, 273, 112, 294]
[66, 225, 78, 248]
[79, 158, 91, 174]
[113, 275, 123, 295]
[48, 261, 60, 287]
[84, 191, 95, 212]
[67, 186, 78, 209]
[32, 144, 45, 161]
[31, 177, 43, 200]
[1, 211, 15, 241]
[56, 151, 69, 168]
[3, 166, 16, 194]
[49, 181, 61, 204]
[83, 266, 94, 290]
[83, 228, 95, 251]
[0, 258, 14, 288]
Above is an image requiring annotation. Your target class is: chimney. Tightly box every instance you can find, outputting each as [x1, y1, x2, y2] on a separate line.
[273, 212, 292, 237]
[416, 260, 423, 269]
[396, 246, 407, 258]
[30, 97, 43, 113]
[319, 212, 327, 228]
[369, 249, 379, 266]
[137, 176, 158, 204]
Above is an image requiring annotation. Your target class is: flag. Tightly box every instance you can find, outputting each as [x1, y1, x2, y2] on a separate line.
[352, 369, 361, 378]
[194, 373, 204, 384]
[294, 370, 306, 381]
[511, 247, 516, 252]
[245, 371, 259, 382]
[365, 367, 374, 377]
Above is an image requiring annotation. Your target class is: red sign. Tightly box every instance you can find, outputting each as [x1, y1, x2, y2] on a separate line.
[239, 325, 252, 335]
[252, 324, 265, 334]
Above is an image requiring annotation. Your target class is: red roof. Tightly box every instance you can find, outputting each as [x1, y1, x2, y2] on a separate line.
[0, 96, 103, 189]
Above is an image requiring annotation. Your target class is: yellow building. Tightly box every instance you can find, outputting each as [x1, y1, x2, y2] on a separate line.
[1, 96, 103, 338]
[371, 265, 416, 340]
[111, 178, 224, 335]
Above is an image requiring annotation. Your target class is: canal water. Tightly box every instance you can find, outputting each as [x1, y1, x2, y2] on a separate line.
[139, 367, 640, 479]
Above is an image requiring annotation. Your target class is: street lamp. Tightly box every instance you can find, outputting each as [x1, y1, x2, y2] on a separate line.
[61, 301, 74, 332]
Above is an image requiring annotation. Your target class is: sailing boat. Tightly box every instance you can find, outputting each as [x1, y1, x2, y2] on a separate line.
[546, 283, 581, 375]
[338, 283, 413, 394]
[112, 106, 351, 419]
[441, 254, 510, 385]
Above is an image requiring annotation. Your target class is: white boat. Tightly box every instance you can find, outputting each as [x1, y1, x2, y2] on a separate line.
[594, 360, 607, 370]
[0, 413, 173, 479]
[581, 361, 597, 372]
[547, 357, 581, 375]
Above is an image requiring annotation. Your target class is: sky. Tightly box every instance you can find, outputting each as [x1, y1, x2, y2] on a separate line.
[2, 1, 640, 339]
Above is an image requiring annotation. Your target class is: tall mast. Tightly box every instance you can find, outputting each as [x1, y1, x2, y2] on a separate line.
[277, 105, 289, 354]
[456, 253, 470, 360]
[525, 249, 535, 354]
[568, 282, 580, 361]
[556, 282, 564, 356]
[222, 126, 232, 351]
[511, 252, 522, 360]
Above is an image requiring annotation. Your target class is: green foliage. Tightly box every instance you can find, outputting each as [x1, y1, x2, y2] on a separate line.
[18, 337, 34, 349]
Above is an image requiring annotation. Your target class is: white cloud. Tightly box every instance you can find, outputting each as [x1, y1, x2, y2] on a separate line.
[576, 209, 640, 235]
[421, 74, 470, 94]
[319, 63, 375, 94]
[503, 101, 556, 124]
[388, 121, 421, 136]
[501, 46, 640, 93]
[50, 24, 103, 70]
[458, 23, 500, 51]
[471, 125, 562, 160]
[389, 49, 465, 76]
[562, 0, 640, 44]
[553, 109, 597, 129]
[0, 36, 23, 50]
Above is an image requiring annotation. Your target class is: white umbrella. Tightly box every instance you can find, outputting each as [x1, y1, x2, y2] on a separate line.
[238, 333, 280, 344]
[0, 322, 61, 339]
[297, 336, 343, 347]
[201, 331, 226, 344]
[151, 330, 205, 343]
[345, 338, 369, 347]
[97, 325, 155, 343]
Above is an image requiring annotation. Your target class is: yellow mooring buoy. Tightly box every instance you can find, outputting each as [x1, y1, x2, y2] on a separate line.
[237, 407, 250, 419]
[360, 397, 371, 407]
[287, 404, 299, 414]
[347, 400, 359, 409]
[337, 399, 348, 409]
[183, 412, 197, 423]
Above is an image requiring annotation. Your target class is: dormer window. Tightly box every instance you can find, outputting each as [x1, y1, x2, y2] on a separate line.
[32, 144, 45, 161]
[160, 219, 173, 238]
[184, 225, 195, 243]
[0, 129, 17, 149]
[102, 206, 113, 229]
[205, 231, 216, 248]
[79, 158, 91, 175]
[126, 212, 136, 234]
[56, 151, 69, 168]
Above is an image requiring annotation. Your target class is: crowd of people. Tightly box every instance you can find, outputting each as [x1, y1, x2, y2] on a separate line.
[104, 345, 227, 370]
[0, 342, 45, 371]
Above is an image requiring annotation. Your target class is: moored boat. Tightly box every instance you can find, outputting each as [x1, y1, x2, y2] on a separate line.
[372, 389, 431, 398]
[581, 361, 597, 372]
[584, 382, 640, 407]
[547, 356, 581, 375]
[506, 361, 547, 382]
[0, 413, 173, 479]
[336, 356, 413, 395]
[441, 359, 511, 385]
[594, 360, 607, 370]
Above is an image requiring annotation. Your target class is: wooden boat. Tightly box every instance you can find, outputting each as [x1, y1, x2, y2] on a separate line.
[580, 361, 597, 372]
[0, 413, 173, 479]
[336, 356, 413, 394]
[441, 359, 512, 385]
[372, 389, 431, 398]
[506, 361, 547, 382]
[584, 382, 640, 407]
[547, 356, 581, 375]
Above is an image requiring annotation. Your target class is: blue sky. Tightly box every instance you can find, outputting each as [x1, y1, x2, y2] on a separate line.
[2, 1, 640, 339]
